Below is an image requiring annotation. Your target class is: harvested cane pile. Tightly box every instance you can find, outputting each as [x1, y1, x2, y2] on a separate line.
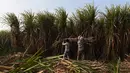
[0, 52, 130, 73]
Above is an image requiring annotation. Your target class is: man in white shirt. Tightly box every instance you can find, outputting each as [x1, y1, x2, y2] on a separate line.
[62, 39, 70, 60]
[77, 35, 85, 60]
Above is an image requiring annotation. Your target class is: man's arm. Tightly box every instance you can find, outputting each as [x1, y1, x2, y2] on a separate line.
[67, 38, 78, 42]
[84, 37, 95, 44]
[84, 37, 94, 41]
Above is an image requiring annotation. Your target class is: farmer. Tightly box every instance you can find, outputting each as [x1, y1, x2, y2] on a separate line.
[62, 39, 70, 60]
[77, 35, 85, 60]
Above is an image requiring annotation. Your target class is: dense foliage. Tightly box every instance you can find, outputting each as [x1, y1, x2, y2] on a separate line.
[1, 4, 130, 61]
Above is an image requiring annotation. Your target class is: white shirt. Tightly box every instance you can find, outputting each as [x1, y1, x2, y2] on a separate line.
[77, 36, 84, 51]
[62, 42, 70, 52]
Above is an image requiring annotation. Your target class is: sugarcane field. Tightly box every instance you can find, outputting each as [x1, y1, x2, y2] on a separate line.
[1, 0, 130, 73]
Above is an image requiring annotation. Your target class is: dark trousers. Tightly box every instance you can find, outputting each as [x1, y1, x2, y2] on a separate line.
[63, 51, 70, 59]
[77, 50, 85, 60]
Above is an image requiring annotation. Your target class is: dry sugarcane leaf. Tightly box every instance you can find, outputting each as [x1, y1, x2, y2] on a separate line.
[0, 65, 13, 71]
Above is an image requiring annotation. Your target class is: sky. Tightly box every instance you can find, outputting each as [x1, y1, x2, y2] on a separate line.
[0, 0, 130, 31]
